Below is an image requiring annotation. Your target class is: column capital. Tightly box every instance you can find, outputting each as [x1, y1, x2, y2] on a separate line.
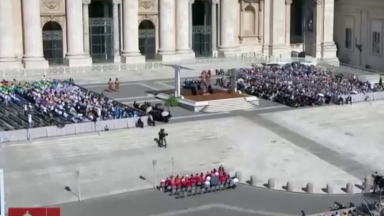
[313, 0, 322, 5]
[212, 0, 219, 4]
[189, 0, 195, 4]
[82, 0, 91, 5]
[113, 0, 121, 4]
[285, 0, 292, 4]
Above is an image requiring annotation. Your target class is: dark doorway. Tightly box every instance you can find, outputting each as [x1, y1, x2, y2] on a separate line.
[89, 1, 114, 63]
[192, 0, 212, 57]
[290, 0, 303, 44]
[42, 21, 63, 65]
[139, 20, 156, 60]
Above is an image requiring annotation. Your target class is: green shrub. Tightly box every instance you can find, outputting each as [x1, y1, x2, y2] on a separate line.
[165, 96, 178, 107]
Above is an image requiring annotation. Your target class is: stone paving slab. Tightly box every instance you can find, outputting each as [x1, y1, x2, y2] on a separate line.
[1, 117, 359, 208]
[261, 101, 384, 177]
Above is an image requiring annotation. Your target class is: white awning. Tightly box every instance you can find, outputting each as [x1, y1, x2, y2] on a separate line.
[161, 61, 253, 71]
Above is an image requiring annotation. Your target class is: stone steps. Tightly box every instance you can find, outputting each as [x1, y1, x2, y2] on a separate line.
[202, 97, 258, 113]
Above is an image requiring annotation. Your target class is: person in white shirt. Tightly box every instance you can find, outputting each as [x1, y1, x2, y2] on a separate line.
[28, 113, 32, 128]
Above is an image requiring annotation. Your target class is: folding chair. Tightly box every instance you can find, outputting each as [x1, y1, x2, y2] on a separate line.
[170, 186, 176, 195]
[186, 186, 192, 196]
[220, 183, 225, 190]
[215, 185, 220, 190]
[191, 186, 196, 195]
[196, 186, 202, 195]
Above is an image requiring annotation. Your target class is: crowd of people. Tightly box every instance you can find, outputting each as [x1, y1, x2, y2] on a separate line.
[159, 166, 238, 193]
[0, 78, 143, 123]
[217, 63, 384, 107]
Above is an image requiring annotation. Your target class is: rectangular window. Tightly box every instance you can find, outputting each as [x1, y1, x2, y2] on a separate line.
[345, 28, 352, 49]
[372, 31, 381, 54]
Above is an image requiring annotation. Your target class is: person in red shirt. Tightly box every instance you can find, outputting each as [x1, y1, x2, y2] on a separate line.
[186, 178, 192, 188]
[219, 173, 226, 184]
[181, 178, 186, 188]
[191, 176, 196, 185]
[174, 175, 180, 188]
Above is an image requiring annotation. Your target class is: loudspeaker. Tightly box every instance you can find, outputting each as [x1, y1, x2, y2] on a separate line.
[191, 88, 197, 95]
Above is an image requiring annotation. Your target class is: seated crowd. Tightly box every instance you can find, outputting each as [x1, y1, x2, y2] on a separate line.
[159, 166, 239, 194]
[217, 63, 383, 107]
[0, 78, 143, 123]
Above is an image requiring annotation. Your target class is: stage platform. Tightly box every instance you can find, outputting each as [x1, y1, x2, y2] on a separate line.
[155, 88, 244, 102]
[154, 88, 259, 112]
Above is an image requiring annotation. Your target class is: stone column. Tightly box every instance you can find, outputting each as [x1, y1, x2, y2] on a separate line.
[112, 1, 121, 62]
[158, 0, 177, 61]
[65, 0, 92, 66]
[312, 0, 323, 58]
[0, 0, 21, 69]
[189, 0, 194, 51]
[121, 0, 145, 63]
[258, 0, 264, 43]
[176, 0, 193, 57]
[211, 0, 219, 56]
[22, 0, 48, 69]
[285, 0, 292, 45]
[321, 0, 338, 64]
[83, 0, 90, 55]
[219, 0, 239, 56]
[262, 0, 270, 55]
[269, 0, 289, 58]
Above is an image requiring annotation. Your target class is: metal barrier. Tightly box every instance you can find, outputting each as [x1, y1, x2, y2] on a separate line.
[307, 207, 356, 216]
[0, 116, 148, 143]
[0, 55, 320, 79]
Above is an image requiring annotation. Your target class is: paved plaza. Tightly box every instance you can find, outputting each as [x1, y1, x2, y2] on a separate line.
[262, 100, 384, 177]
[2, 72, 383, 215]
[1, 115, 362, 208]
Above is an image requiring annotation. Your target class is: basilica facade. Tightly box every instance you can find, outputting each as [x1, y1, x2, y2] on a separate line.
[0, 0, 338, 69]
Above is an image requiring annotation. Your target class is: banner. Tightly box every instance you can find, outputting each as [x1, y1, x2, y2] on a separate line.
[8, 208, 60, 216]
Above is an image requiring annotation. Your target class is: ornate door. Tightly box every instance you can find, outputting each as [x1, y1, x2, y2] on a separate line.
[139, 20, 156, 59]
[192, 26, 212, 57]
[42, 23, 64, 65]
[89, 18, 114, 63]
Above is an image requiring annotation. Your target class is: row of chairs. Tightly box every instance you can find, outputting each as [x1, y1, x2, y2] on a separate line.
[163, 181, 237, 199]
[0, 98, 67, 130]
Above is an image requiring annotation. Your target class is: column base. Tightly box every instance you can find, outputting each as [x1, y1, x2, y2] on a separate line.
[321, 57, 340, 66]
[0, 60, 22, 69]
[121, 55, 145, 64]
[218, 46, 241, 57]
[23, 58, 49, 69]
[156, 52, 195, 62]
[268, 45, 291, 60]
[212, 51, 219, 58]
[113, 55, 121, 63]
[64, 56, 92, 67]
[321, 41, 338, 60]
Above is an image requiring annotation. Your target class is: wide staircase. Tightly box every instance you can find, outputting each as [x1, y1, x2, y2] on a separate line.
[201, 97, 258, 113]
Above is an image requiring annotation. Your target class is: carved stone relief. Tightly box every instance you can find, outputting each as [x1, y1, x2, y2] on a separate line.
[41, 0, 65, 14]
[138, 14, 158, 26]
[41, 16, 66, 28]
[139, 0, 158, 13]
